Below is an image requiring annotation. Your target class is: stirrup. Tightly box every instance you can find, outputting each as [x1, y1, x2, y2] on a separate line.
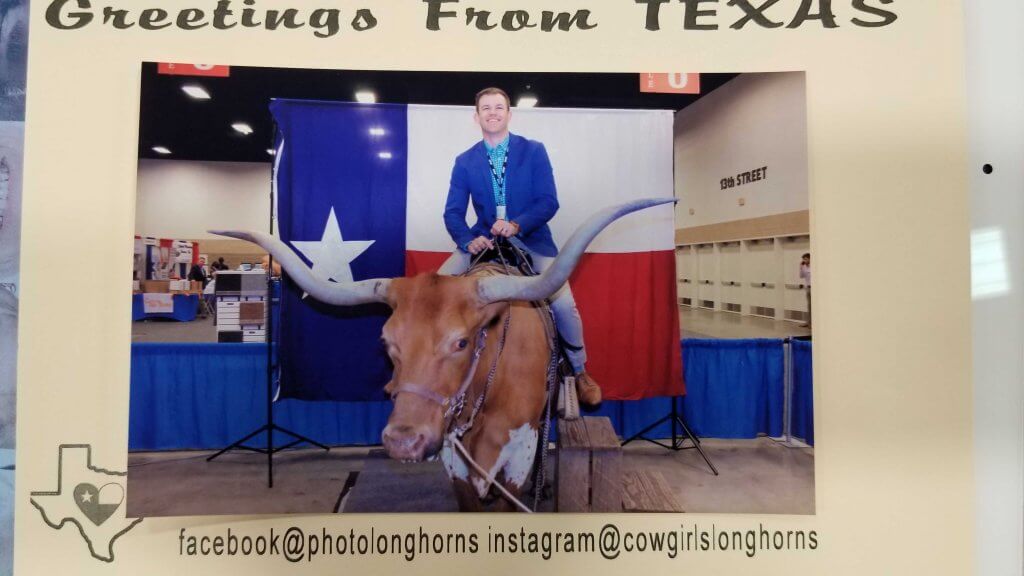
[557, 375, 580, 421]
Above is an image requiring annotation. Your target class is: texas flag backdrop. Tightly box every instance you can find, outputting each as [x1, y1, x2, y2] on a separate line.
[271, 99, 681, 402]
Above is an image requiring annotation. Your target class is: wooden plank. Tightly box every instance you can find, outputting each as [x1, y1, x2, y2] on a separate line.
[557, 418, 626, 512]
[556, 449, 591, 512]
[622, 470, 685, 513]
[583, 416, 620, 451]
[590, 450, 622, 512]
[343, 451, 459, 513]
[559, 418, 590, 450]
[584, 417, 622, 512]
[557, 419, 592, 511]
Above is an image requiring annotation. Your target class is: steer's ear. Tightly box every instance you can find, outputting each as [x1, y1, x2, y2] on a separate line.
[477, 300, 508, 330]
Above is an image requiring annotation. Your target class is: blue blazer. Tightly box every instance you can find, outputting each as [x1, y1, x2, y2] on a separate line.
[443, 133, 560, 257]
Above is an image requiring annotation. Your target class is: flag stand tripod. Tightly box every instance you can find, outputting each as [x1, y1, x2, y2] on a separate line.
[205, 274, 331, 488]
[620, 396, 718, 476]
[206, 131, 330, 488]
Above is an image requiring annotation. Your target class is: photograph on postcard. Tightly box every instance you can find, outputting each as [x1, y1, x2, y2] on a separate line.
[127, 64, 813, 516]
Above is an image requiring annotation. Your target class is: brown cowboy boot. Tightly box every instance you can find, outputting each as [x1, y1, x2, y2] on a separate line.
[575, 372, 602, 406]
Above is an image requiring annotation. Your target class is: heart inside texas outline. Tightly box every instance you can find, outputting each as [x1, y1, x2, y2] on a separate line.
[73, 482, 124, 526]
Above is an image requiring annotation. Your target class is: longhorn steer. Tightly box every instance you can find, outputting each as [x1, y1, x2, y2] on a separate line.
[213, 198, 673, 511]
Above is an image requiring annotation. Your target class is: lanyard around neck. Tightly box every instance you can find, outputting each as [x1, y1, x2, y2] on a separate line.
[486, 146, 509, 195]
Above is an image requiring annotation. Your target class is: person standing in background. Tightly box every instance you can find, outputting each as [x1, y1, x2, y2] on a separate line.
[188, 257, 209, 289]
[211, 257, 228, 272]
[799, 253, 811, 328]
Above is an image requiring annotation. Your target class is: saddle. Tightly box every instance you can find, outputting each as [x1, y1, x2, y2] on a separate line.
[465, 241, 580, 421]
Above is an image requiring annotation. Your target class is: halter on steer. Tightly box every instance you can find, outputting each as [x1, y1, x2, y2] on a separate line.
[386, 325, 490, 424]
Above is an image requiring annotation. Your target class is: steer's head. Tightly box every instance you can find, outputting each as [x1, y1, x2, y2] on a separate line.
[378, 274, 505, 461]
[212, 197, 675, 462]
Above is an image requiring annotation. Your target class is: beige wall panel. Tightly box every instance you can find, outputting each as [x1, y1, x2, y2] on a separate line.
[677, 210, 809, 245]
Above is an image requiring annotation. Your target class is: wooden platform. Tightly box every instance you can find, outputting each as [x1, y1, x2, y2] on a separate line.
[622, 469, 685, 512]
[557, 416, 622, 512]
[342, 450, 459, 513]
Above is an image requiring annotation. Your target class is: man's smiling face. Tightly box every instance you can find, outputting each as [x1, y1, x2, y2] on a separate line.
[474, 93, 510, 139]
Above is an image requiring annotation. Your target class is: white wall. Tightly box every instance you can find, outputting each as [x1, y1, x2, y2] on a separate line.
[967, 1, 1024, 574]
[674, 72, 808, 228]
[135, 159, 271, 239]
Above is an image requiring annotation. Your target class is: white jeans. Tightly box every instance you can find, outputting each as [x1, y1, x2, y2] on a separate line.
[438, 249, 588, 373]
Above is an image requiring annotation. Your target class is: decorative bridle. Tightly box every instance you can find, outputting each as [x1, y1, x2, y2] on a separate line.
[386, 323, 491, 427]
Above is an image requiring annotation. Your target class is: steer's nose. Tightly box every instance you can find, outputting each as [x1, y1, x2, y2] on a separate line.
[381, 424, 428, 461]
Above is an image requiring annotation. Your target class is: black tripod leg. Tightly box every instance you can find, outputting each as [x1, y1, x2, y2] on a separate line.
[675, 416, 718, 476]
[274, 425, 331, 452]
[621, 414, 672, 447]
[207, 425, 270, 461]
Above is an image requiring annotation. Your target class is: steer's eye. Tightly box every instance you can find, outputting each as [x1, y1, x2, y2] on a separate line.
[456, 338, 469, 350]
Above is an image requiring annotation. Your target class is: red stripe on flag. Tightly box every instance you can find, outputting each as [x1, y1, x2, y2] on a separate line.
[570, 251, 683, 400]
[404, 249, 683, 400]
[406, 250, 449, 276]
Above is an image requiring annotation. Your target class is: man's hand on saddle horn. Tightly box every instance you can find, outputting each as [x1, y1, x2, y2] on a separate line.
[490, 219, 519, 238]
[467, 235, 495, 255]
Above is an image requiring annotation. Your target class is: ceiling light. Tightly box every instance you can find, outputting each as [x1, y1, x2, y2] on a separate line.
[516, 95, 538, 108]
[152, 146, 171, 155]
[232, 122, 254, 135]
[266, 148, 276, 156]
[355, 91, 376, 103]
[378, 151, 392, 159]
[181, 84, 210, 100]
[369, 127, 386, 136]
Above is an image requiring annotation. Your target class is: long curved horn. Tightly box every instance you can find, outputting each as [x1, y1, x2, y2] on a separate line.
[208, 230, 391, 306]
[476, 197, 677, 304]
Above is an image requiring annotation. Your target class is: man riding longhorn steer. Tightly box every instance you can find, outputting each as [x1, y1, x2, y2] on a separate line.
[439, 87, 602, 406]
[212, 198, 672, 511]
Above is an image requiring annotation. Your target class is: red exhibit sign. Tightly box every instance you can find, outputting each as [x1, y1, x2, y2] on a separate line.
[157, 63, 230, 77]
[639, 73, 701, 94]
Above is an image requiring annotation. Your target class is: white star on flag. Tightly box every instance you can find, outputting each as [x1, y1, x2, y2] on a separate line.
[291, 208, 374, 288]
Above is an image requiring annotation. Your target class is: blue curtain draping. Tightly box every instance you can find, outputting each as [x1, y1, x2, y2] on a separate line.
[681, 339, 785, 439]
[128, 343, 392, 450]
[128, 338, 809, 451]
[791, 338, 814, 445]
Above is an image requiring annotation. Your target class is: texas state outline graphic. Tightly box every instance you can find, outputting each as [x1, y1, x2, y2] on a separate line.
[29, 444, 143, 562]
